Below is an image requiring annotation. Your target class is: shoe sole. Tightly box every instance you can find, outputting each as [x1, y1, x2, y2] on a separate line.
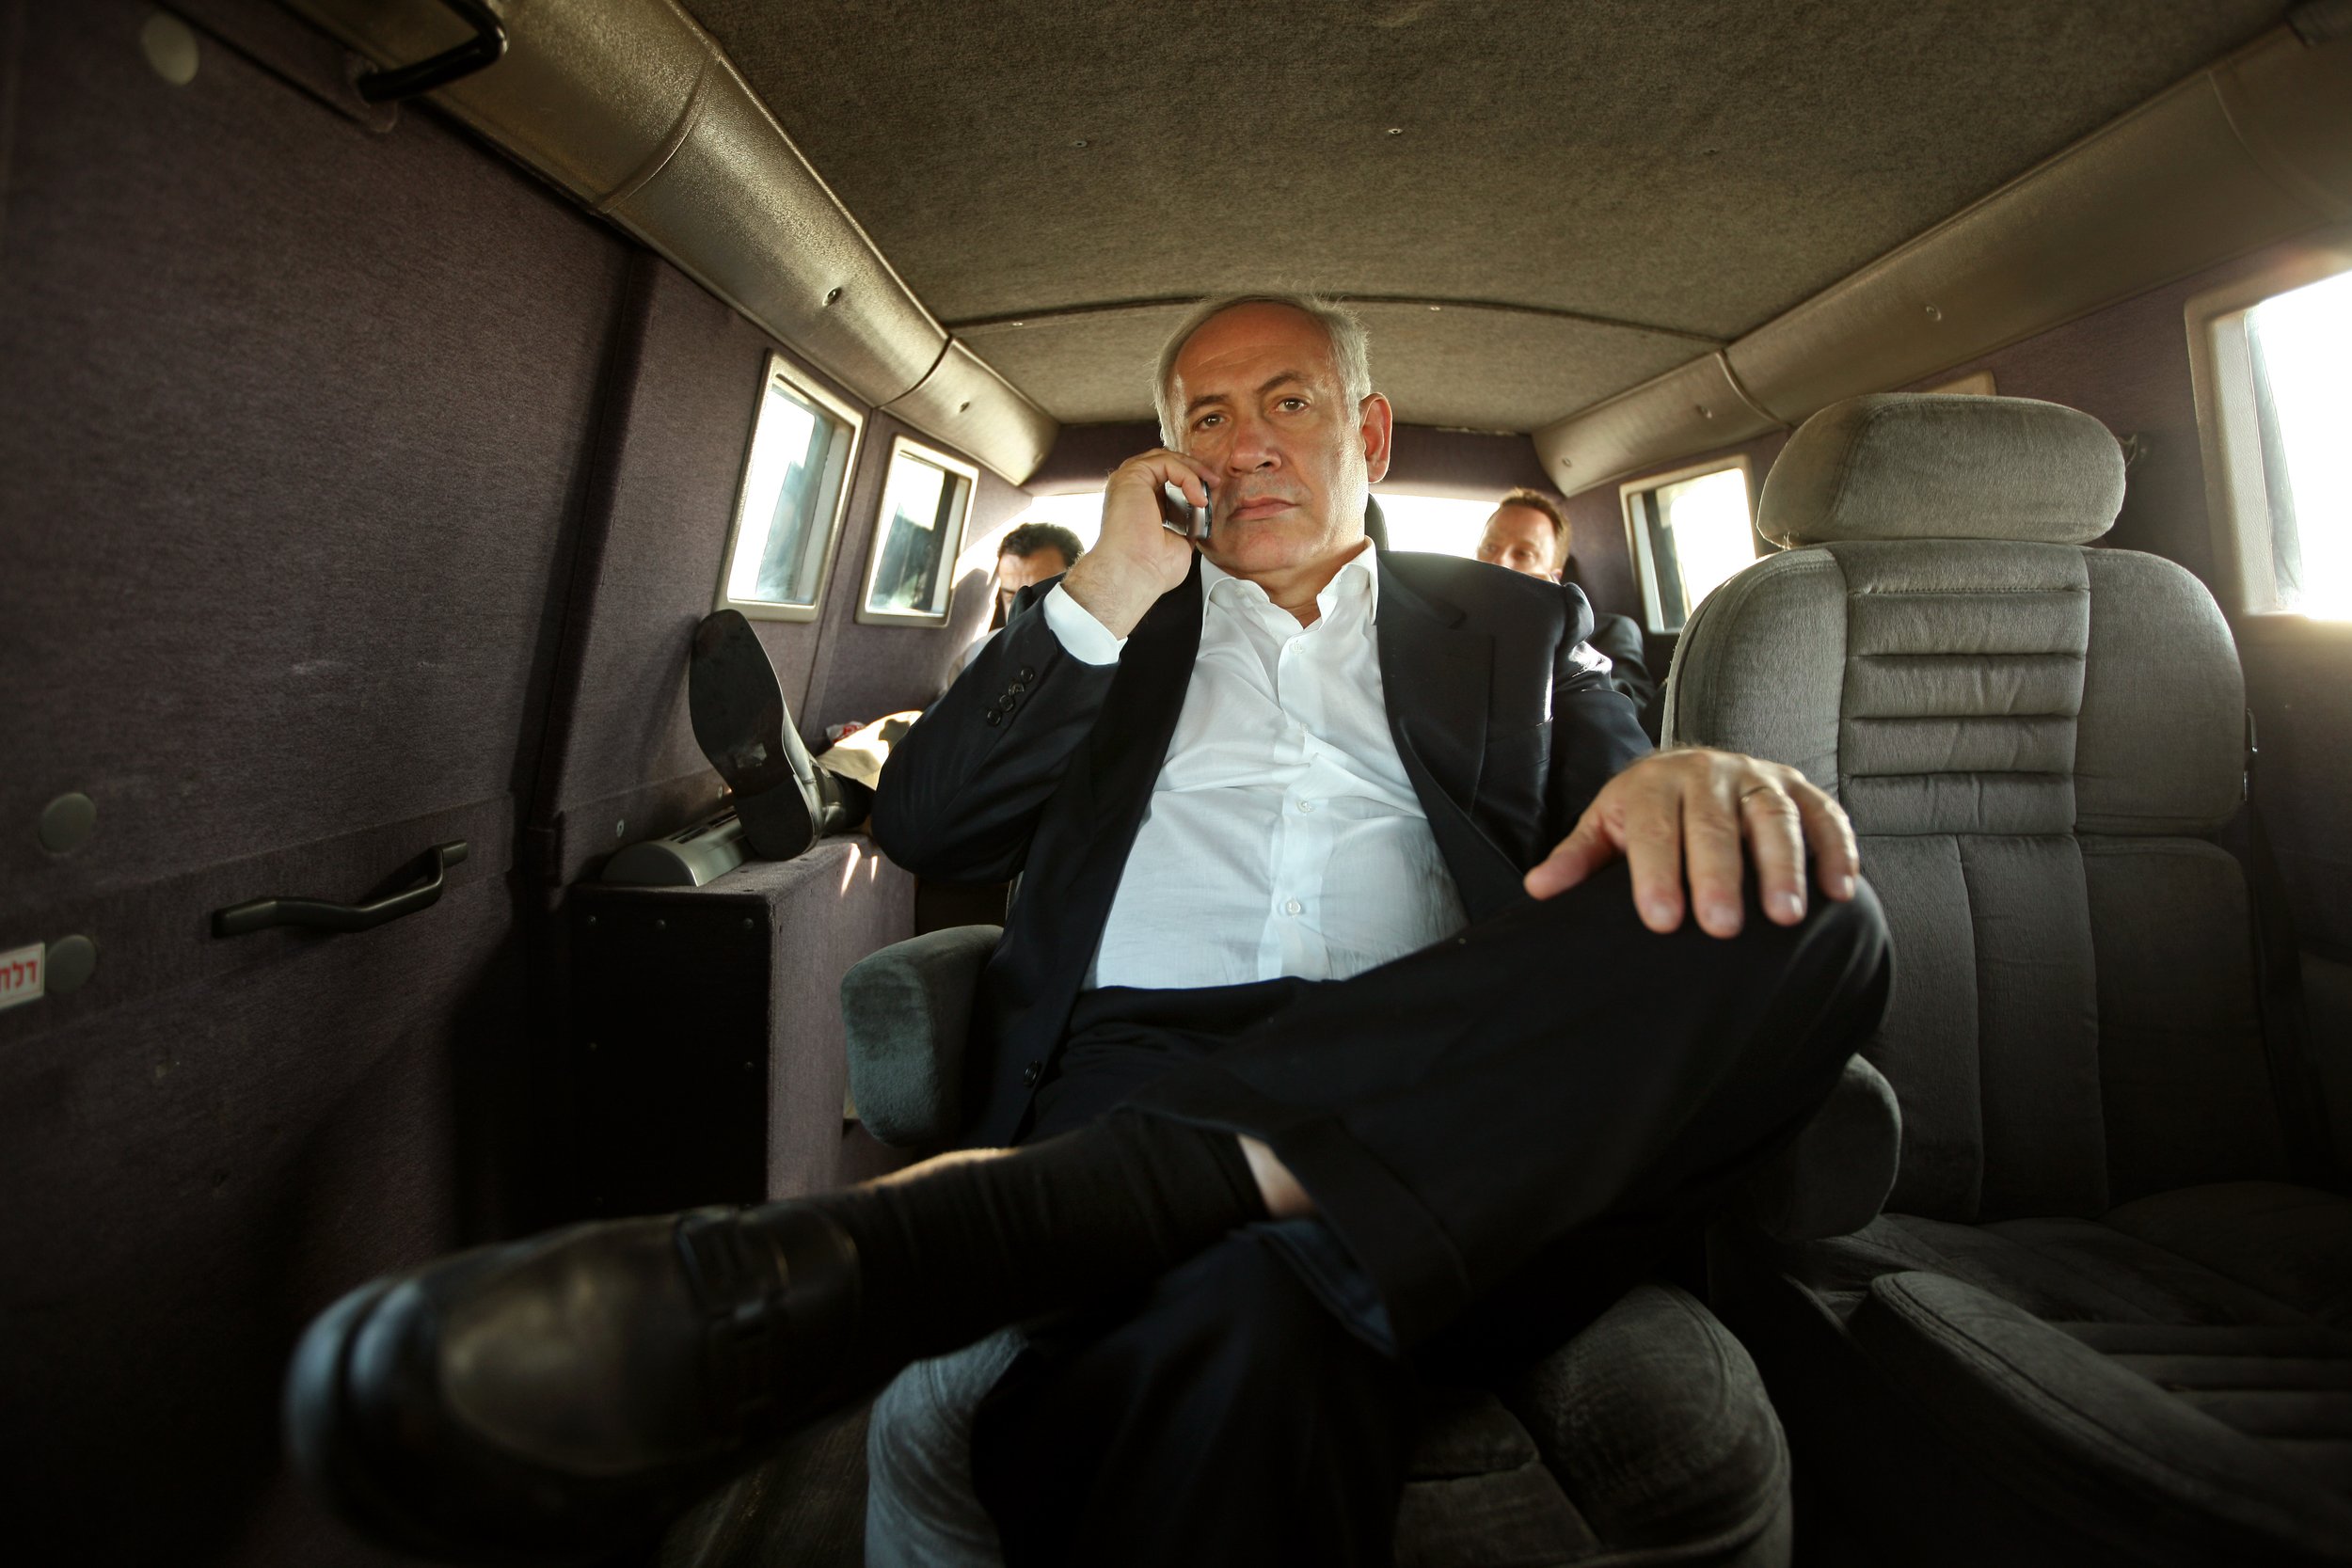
[689, 610, 798, 798]
[689, 610, 823, 860]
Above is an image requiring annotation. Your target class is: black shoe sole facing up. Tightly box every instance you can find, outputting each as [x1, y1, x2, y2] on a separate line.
[689, 610, 823, 861]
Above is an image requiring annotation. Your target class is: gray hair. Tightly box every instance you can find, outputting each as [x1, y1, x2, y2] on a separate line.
[1152, 293, 1374, 446]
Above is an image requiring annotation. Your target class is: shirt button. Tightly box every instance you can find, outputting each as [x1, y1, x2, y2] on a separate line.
[1021, 1060, 1044, 1087]
[1297, 800, 1316, 813]
[1283, 898, 1303, 916]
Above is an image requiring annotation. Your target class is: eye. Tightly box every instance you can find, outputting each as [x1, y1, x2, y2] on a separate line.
[1277, 396, 1308, 412]
[1192, 412, 1225, 431]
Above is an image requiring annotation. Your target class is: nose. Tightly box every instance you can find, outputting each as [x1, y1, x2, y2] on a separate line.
[1219, 406, 1279, 474]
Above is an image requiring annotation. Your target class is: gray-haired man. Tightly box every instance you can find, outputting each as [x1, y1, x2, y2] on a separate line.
[288, 294, 1886, 1568]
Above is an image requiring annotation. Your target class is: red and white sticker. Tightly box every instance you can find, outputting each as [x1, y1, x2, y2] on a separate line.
[0, 942, 43, 1011]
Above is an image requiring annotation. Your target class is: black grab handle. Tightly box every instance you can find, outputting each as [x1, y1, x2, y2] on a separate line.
[212, 842, 469, 938]
[355, 0, 507, 103]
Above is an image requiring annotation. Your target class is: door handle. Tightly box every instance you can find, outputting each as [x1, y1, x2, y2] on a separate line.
[355, 0, 507, 103]
[212, 842, 469, 938]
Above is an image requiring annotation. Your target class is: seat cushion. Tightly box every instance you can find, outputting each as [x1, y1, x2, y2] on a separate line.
[1491, 1281, 1791, 1567]
[1848, 1272, 2352, 1562]
[1771, 1180, 2352, 1561]
[2104, 1180, 2352, 1327]
[1793, 1206, 2314, 1327]
[1401, 1281, 1793, 1567]
[860, 1283, 1790, 1568]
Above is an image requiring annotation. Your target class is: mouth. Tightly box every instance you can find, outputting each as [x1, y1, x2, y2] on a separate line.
[1224, 496, 1297, 522]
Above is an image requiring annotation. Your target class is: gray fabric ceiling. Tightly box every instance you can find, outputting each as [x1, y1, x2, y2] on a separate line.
[958, 299, 1706, 430]
[686, 0, 2285, 431]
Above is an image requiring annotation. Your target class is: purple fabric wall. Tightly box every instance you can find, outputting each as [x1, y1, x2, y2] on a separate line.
[0, 4, 626, 1562]
[527, 259, 842, 886]
[529, 277, 1024, 883]
[0, 6, 1020, 1562]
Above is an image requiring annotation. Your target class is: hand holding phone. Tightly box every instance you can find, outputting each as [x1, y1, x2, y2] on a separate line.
[1159, 480, 1211, 543]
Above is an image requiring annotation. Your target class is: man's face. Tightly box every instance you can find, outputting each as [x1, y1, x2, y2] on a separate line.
[1168, 303, 1392, 579]
[994, 546, 1069, 617]
[1476, 505, 1563, 580]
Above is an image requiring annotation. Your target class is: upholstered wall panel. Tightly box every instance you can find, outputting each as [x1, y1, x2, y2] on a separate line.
[800, 414, 1030, 737]
[0, 8, 635, 1565]
[2085, 838, 2291, 1204]
[529, 257, 858, 885]
[0, 1, 621, 905]
[4, 868, 525, 1566]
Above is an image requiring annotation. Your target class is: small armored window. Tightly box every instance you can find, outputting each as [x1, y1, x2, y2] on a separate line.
[716, 353, 864, 623]
[2189, 255, 2352, 619]
[1620, 460, 1760, 633]
[858, 436, 978, 627]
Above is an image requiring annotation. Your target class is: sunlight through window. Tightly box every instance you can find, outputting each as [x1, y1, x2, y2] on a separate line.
[2248, 268, 2352, 619]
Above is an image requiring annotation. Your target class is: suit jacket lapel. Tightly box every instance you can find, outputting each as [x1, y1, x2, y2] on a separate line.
[1376, 562, 1528, 921]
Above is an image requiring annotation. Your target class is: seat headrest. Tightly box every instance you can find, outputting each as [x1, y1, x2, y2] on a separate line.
[1758, 394, 2124, 548]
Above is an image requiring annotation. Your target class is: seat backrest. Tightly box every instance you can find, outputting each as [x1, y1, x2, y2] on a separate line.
[1665, 394, 2292, 1223]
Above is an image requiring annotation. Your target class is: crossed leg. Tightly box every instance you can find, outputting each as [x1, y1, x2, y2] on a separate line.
[866, 864, 1889, 1564]
[289, 863, 1887, 1563]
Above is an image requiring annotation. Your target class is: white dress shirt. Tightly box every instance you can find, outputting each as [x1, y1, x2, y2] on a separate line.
[1041, 545, 1469, 990]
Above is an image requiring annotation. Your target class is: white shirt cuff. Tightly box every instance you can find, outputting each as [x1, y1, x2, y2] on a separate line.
[1041, 582, 1127, 666]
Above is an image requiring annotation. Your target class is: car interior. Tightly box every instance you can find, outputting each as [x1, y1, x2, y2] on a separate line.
[4, 2, 2349, 1564]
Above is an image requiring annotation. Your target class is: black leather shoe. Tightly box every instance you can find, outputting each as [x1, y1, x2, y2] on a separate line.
[688, 609, 851, 861]
[286, 1206, 871, 1565]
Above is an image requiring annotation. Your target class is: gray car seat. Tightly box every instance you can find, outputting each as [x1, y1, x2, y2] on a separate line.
[1667, 393, 2352, 1565]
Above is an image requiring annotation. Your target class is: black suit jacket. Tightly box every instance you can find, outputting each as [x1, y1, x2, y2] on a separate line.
[871, 550, 1652, 1147]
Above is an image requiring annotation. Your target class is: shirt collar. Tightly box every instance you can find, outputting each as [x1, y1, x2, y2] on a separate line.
[1199, 537, 1381, 625]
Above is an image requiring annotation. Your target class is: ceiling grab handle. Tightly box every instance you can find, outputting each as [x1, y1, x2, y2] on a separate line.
[354, 0, 507, 103]
[212, 842, 470, 938]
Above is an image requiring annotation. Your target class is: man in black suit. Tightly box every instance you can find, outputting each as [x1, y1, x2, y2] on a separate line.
[1473, 485, 1658, 713]
[288, 295, 1888, 1568]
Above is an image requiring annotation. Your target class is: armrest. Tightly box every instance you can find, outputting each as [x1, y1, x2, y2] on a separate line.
[1742, 1053, 1901, 1242]
[841, 924, 1002, 1148]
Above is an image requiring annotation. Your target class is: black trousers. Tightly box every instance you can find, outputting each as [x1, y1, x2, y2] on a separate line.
[972, 862, 1892, 1568]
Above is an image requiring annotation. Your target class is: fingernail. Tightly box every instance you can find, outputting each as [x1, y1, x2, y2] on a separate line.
[1771, 889, 1804, 922]
[1643, 898, 1677, 928]
[1831, 874, 1857, 899]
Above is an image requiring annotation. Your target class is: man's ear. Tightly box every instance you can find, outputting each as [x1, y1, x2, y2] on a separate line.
[1359, 392, 1394, 484]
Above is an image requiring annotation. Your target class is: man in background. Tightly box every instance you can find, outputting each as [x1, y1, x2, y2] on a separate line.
[1475, 488, 1657, 716]
[954, 520, 1084, 684]
[988, 520, 1086, 627]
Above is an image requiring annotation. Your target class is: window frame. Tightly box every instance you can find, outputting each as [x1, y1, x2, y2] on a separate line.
[2185, 230, 2352, 619]
[854, 434, 982, 629]
[712, 350, 866, 625]
[1618, 455, 1760, 634]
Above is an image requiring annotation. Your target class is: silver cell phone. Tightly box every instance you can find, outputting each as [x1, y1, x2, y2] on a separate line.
[1160, 480, 1211, 542]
